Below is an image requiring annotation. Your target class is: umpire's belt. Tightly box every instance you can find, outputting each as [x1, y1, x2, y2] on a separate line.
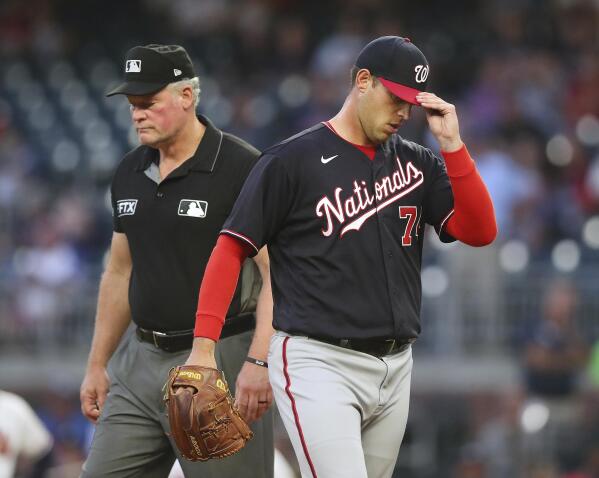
[136, 313, 255, 353]
[311, 336, 415, 357]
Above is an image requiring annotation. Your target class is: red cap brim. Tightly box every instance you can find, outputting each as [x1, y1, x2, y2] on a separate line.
[378, 77, 422, 105]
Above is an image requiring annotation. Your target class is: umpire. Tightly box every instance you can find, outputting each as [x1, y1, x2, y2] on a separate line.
[79, 44, 274, 477]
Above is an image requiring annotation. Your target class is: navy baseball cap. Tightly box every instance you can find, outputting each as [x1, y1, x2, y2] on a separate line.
[355, 36, 429, 105]
[106, 44, 195, 97]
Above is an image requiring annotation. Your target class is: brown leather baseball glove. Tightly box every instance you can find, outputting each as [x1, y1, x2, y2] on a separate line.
[164, 365, 253, 461]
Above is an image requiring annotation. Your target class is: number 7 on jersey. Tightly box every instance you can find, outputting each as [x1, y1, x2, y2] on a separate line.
[399, 206, 419, 246]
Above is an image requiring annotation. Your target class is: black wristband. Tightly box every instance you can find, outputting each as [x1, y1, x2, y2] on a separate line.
[246, 356, 268, 368]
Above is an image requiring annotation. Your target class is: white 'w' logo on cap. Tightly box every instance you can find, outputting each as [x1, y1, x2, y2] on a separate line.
[414, 64, 429, 83]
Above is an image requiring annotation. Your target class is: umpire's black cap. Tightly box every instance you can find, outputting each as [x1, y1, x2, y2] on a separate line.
[355, 36, 429, 105]
[106, 44, 195, 97]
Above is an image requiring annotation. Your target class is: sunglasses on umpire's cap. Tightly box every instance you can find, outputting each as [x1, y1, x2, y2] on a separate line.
[106, 44, 195, 97]
[355, 36, 430, 105]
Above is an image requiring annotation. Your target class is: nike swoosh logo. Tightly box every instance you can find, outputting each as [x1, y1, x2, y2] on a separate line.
[321, 155, 338, 164]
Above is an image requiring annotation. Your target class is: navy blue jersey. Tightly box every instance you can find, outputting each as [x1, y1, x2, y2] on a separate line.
[222, 123, 455, 340]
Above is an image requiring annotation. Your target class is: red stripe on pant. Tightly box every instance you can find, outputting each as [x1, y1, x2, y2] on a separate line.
[282, 336, 318, 478]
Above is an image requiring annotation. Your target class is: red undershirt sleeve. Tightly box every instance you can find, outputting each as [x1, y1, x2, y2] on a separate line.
[194, 234, 252, 340]
[442, 145, 497, 247]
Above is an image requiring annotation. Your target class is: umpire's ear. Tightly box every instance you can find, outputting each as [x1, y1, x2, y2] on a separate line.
[178, 84, 194, 110]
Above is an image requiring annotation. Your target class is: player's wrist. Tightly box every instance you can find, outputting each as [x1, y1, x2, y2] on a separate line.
[439, 138, 463, 153]
[184, 355, 217, 368]
[186, 337, 217, 366]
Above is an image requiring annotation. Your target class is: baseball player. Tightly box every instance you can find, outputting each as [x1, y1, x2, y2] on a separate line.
[79, 45, 274, 477]
[184, 36, 497, 477]
[0, 390, 53, 477]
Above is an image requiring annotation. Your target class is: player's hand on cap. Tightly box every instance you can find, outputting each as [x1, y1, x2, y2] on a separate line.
[80, 365, 110, 423]
[416, 92, 463, 152]
[235, 361, 273, 423]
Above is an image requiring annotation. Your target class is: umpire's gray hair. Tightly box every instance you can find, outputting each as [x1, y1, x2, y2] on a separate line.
[168, 77, 201, 108]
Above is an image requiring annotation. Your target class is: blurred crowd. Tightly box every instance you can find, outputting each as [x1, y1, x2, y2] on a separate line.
[1, 0, 598, 344]
[0, 0, 598, 476]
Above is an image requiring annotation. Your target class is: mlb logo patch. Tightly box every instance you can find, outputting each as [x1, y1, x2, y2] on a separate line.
[116, 199, 138, 216]
[178, 199, 208, 218]
[126, 60, 141, 73]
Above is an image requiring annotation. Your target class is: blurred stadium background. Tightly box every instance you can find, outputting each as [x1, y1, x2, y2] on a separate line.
[0, 0, 598, 476]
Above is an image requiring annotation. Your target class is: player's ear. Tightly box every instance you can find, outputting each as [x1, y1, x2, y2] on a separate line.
[355, 69, 373, 94]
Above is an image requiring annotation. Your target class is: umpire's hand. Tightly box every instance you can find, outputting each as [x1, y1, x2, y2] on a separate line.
[80, 366, 110, 423]
[235, 362, 273, 423]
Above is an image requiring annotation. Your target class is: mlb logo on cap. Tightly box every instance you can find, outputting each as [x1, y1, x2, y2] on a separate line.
[126, 60, 141, 73]
[178, 199, 208, 218]
[107, 44, 195, 97]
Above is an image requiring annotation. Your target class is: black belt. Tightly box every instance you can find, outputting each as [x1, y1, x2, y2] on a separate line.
[136, 313, 256, 353]
[311, 336, 415, 357]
